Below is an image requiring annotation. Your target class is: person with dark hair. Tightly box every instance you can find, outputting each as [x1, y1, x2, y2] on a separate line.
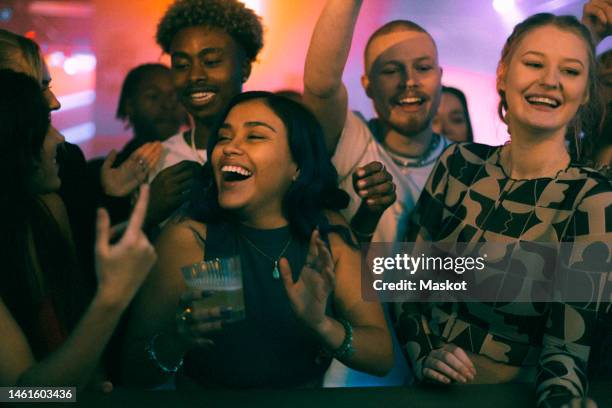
[142, 0, 265, 228]
[0, 28, 161, 273]
[303, 0, 448, 245]
[116, 63, 185, 150]
[0, 69, 156, 389]
[88, 62, 190, 226]
[395, 11, 611, 408]
[432, 85, 474, 143]
[89, 62, 179, 208]
[121, 91, 393, 388]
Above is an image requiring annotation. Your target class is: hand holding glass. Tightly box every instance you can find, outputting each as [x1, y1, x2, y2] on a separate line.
[181, 256, 246, 323]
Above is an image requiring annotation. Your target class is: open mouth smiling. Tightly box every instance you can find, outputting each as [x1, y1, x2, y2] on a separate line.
[525, 94, 561, 108]
[221, 165, 253, 182]
[190, 91, 216, 105]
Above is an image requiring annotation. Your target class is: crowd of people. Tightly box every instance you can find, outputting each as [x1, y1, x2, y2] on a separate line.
[0, 0, 610, 407]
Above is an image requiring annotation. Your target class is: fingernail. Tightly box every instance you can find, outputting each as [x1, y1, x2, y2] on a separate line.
[358, 180, 367, 187]
[359, 189, 368, 197]
[367, 199, 375, 205]
[357, 170, 366, 177]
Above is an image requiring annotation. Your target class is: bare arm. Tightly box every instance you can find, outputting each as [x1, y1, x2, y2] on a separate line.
[121, 219, 206, 387]
[0, 294, 125, 387]
[279, 212, 393, 376]
[0, 186, 156, 387]
[303, 0, 363, 154]
[326, 212, 394, 375]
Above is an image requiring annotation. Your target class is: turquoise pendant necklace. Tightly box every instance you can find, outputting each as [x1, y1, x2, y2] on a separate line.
[240, 234, 293, 279]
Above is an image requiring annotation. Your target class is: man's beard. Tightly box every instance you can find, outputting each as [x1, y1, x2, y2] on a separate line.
[387, 111, 433, 137]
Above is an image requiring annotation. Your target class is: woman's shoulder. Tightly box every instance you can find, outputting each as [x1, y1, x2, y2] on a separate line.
[321, 211, 358, 253]
[157, 216, 207, 251]
[322, 210, 349, 227]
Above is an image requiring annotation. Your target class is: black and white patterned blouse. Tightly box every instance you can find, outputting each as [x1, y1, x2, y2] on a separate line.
[396, 142, 612, 407]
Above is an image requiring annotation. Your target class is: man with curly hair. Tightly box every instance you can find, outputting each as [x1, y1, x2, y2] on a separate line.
[145, 0, 264, 227]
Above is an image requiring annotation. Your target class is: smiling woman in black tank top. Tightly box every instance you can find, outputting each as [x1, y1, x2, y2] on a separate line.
[122, 91, 393, 388]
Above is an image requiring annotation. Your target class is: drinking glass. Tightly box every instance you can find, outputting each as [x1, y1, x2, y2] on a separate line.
[181, 255, 245, 322]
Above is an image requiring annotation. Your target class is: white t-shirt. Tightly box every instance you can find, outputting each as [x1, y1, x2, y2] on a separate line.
[332, 110, 450, 243]
[149, 131, 207, 182]
[324, 111, 449, 388]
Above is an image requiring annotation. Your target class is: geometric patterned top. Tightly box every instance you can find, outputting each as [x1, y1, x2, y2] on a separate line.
[395, 143, 612, 407]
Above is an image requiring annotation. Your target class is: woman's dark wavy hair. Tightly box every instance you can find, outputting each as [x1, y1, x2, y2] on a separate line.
[496, 13, 604, 160]
[189, 91, 353, 245]
[442, 86, 474, 142]
[0, 69, 84, 358]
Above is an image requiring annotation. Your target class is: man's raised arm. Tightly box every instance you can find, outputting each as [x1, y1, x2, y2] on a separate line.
[303, 0, 363, 154]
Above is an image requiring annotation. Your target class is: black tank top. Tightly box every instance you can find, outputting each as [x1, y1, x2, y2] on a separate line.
[182, 221, 333, 388]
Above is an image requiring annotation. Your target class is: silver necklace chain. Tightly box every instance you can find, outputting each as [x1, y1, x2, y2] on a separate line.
[239, 234, 293, 279]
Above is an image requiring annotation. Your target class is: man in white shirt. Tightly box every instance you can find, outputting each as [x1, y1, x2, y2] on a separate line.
[304, 0, 450, 243]
[303, 0, 450, 386]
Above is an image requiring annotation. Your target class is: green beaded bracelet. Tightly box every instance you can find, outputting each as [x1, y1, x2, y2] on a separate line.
[324, 318, 355, 360]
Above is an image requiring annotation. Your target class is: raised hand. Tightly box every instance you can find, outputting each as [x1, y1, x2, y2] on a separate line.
[147, 160, 201, 227]
[95, 184, 157, 308]
[279, 229, 336, 330]
[352, 161, 396, 215]
[582, 0, 612, 44]
[422, 343, 476, 384]
[100, 142, 163, 197]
